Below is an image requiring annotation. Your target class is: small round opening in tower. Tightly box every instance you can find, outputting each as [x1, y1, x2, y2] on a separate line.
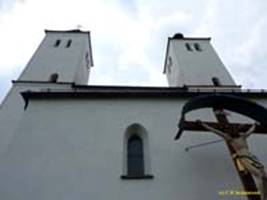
[49, 73, 59, 83]
[173, 33, 184, 39]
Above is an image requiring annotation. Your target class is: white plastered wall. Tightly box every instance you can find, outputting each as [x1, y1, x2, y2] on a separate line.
[0, 97, 265, 200]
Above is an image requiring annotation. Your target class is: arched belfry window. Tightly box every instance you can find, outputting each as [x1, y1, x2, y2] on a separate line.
[54, 39, 61, 47]
[194, 43, 202, 51]
[66, 39, 72, 48]
[49, 73, 59, 82]
[121, 123, 154, 179]
[127, 135, 144, 176]
[185, 43, 193, 51]
[212, 77, 221, 86]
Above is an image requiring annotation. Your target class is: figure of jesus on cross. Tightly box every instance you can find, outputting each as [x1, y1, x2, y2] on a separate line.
[176, 94, 267, 200]
[197, 117, 267, 200]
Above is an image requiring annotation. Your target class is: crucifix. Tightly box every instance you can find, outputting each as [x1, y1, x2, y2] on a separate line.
[175, 94, 267, 200]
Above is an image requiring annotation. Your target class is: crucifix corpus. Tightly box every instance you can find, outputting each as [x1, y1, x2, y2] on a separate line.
[176, 94, 267, 200]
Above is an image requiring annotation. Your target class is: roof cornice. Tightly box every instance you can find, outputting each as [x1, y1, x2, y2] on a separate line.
[21, 87, 267, 110]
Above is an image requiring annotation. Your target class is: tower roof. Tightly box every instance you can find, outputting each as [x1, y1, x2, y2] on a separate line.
[169, 33, 211, 41]
[44, 29, 90, 34]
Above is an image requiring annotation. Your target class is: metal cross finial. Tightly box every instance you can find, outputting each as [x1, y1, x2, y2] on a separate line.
[76, 24, 83, 30]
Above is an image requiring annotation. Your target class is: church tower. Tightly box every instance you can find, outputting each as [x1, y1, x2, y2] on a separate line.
[164, 33, 236, 87]
[19, 30, 93, 84]
[0, 29, 93, 156]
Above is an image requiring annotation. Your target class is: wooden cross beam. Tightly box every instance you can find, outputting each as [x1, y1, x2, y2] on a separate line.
[181, 121, 267, 134]
[213, 108, 260, 200]
[181, 108, 266, 200]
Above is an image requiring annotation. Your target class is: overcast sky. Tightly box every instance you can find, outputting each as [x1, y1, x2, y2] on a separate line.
[1, 0, 267, 102]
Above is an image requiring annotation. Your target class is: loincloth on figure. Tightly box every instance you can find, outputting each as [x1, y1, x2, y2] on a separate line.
[233, 153, 264, 172]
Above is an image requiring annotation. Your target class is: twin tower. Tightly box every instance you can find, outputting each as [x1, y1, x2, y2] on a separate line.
[18, 30, 236, 87]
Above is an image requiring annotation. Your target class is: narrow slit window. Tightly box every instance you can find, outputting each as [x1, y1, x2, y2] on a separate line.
[194, 43, 202, 51]
[85, 52, 90, 68]
[185, 43, 193, 51]
[167, 57, 172, 73]
[66, 39, 72, 48]
[127, 135, 144, 176]
[54, 39, 61, 47]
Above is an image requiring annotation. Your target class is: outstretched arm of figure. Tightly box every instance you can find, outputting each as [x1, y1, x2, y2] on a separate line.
[196, 120, 232, 141]
[244, 123, 256, 139]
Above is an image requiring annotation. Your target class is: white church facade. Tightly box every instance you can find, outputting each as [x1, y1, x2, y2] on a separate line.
[0, 30, 267, 200]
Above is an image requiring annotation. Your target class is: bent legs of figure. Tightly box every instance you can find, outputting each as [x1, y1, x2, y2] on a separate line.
[240, 158, 267, 200]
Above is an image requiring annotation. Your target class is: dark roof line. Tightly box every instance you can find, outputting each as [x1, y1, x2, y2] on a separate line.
[72, 84, 186, 90]
[12, 81, 242, 90]
[12, 80, 73, 85]
[45, 29, 89, 34]
[21, 89, 267, 110]
[169, 36, 211, 41]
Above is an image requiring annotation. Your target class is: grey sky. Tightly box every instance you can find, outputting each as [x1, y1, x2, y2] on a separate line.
[1, 0, 267, 103]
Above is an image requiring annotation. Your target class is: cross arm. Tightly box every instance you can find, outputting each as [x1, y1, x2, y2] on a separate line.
[180, 121, 267, 135]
